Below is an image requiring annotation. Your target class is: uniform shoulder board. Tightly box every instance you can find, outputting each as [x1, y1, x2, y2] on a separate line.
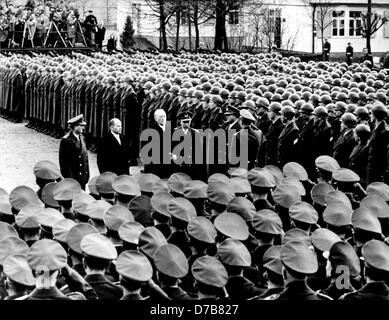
[315, 291, 333, 300]
[262, 293, 280, 300]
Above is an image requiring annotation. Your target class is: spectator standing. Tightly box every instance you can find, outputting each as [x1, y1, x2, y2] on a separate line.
[95, 21, 106, 51]
[66, 10, 77, 46]
[84, 10, 98, 46]
[323, 39, 331, 61]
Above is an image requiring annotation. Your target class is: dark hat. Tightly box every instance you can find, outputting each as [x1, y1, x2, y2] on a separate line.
[116, 250, 153, 282]
[27, 239, 67, 271]
[138, 227, 167, 258]
[329, 241, 360, 277]
[217, 238, 251, 267]
[0, 236, 29, 265]
[66, 223, 98, 254]
[281, 240, 318, 274]
[283, 162, 308, 181]
[9, 186, 43, 211]
[362, 240, 389, 272]
[118, 221, 145, 245]
[323, 203, 353, 227]
[129, 196, 153, 226]
[332, 168, 360, 183]
[263, 245, 283, 275]
[153, 244, 189, 278]
[311, 228, 341, 252]
[248, 168, 276, 188]
[225, 105, 240, 116]
[311, 183, 335, 206]
[112, 175, 141, 196]
[183, 180, 208, 199]
[366, 182, 389, 201]
[33, 160, 61, 180]
[240, 109, 256, 122]
[168, 172, 192, 195]
[207, 181, 235, 205]
[282, 228, 311, 246]
[53, 219, 77, 243]
[214, 212, 249, 241]
[103, 205, 134, 232]
[168, 197, 197, 222]
[81, 233, 118, 260]
[137, 174, 161, 194]
[85, 200, 112, 221]
[53, 178, 82, 201]
[315, 156, 340, 173]
[191, 256, 228, 288]
[3, 254, 35, 287]
[273, 184, 301, 209]
[95, 172, 118, 195]
[289, 201, 318, 224]
[360, 195, 389, 218]
[178, 112, 193, 121]
[351, 207, 382, 234]
[187, 216, 217, 244]
[150, 192, 173, 217]
[67, 114, 87, 126]
[227, 197, 255, 222]
[41, 182, 60, 208]
[252, 209, 283, 235]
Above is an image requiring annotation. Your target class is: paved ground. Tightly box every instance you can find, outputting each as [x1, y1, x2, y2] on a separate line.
[0, 117, 100, 193]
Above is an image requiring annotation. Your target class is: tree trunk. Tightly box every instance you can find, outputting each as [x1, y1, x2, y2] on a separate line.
[159, 0, 168, 51]
[214, 0, 225, 50]
[366, 0, 372, 54]
[188, 5, 192, 51]
[176, 9, 181, 51]
[194, 0, 200, 50]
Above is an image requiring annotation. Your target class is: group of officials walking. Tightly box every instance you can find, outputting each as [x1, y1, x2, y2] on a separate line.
[0, 49, 388, 300]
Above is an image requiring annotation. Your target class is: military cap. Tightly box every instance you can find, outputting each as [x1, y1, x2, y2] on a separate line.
[33, 160, 61, 180]
[72, 193, 95, 216]
[323, 203, 353, 227]
[208, 173, 230, 184]
[85, 200, 112, 221]
[9, 186, 43, 211]
[168, 172, 192, 195]
[137, 174, 160, 194]
[262, 165, 283, 185]
[67, 114, 86, 126]
[28, 239, 67, 271]
[38, 208, 65, 229]
[289, 201, 318, 224]
[187, 216, 217, 244]
[280, 177, 306, 196]
[372, 103, 388, 117]
[128, 195, 153, 226]
[118, 221, 145, 245]
[168, 197, 197, 222]
[191, 256, 228, 288]
[360, 194, 389, 219]
[104, 205, 134, 232]
[225, 105, 240, 117]
[247, 168, 276, 189]
[138, 226, 167, 258]
[207, 181, 235, 206]
[112, 175, 141, 197]
[273, 184, 301, 209]
[256, 97, 270, 109]
[332, 168, 360, 183]
[67, 223, 98, 254]
[229, 177, 251, 195]
[3, 254, 35, 287]
[14, 204, 41, 229]
[116, 250, 153, 282]
[314, 106, 328, 117]
[178, 88, 188, 97]
[310, 182, 335, 206]
[366, 182, 389, 201]
[283, 162, 308, 181]
[315, 155, 340, 173]
[230, 167, 248, 178]
[239, 109, 256, 122]
[0, 236, 29, 265]
[150, 192, 173, 217]
[153, 244, 188, 278]
[178, 111, 193, 121]
[53, 219, 77, 243]
[352, 207, 382, 234]
[325, 190, 353, 210]
[282, 228, 311, 246]
[41, 182, 60, 208]
[0, 194, 12, 217]
[53, 178, 82, 201]
[263, 246, 283, 275]
[340, 113, 357, 128]
[328, 241, 360, 277]
[81, 233, 117, 260]
[269, 102, 282, 114]
[252, 209, 283, 235]
[311, 228, 341, 252]
[300, 103, 314, 115]
[227, 197, 255, 222]
[0, 188, 7, 197]
[281, 240, 317, 274]
[95, 172, 118, 195]
[88, 176, 99, 196]
[183, 180, 208, 199]
[217, 238, 251, 267]
[362, 240, 389, 272]
[214, 212, 249, 241]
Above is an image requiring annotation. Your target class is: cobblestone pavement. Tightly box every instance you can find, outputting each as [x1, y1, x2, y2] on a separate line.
[0, 118, 100, 193]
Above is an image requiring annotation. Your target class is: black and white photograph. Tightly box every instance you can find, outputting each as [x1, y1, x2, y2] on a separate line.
[0, 0, 388, 306]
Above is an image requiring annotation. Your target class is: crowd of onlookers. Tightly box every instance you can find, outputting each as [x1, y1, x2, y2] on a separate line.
[0, 1, 106, 49]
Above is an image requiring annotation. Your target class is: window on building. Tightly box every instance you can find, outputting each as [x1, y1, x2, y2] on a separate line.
[228, 10, 239, 24]
[349, 11, 362, 36]
[332, 10, 345, 36]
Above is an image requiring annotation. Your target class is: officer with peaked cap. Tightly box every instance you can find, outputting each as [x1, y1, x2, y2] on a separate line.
[341, 240, 389, 300]
[265, 102, 285, 166]
[59, 114, 90, 190]
[268, 241, 332, 300]
[333, 113, 357, 168]
[277, 106, 299, 168]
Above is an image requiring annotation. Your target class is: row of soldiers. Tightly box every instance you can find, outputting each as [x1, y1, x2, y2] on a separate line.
[0, 152, 389, 300]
